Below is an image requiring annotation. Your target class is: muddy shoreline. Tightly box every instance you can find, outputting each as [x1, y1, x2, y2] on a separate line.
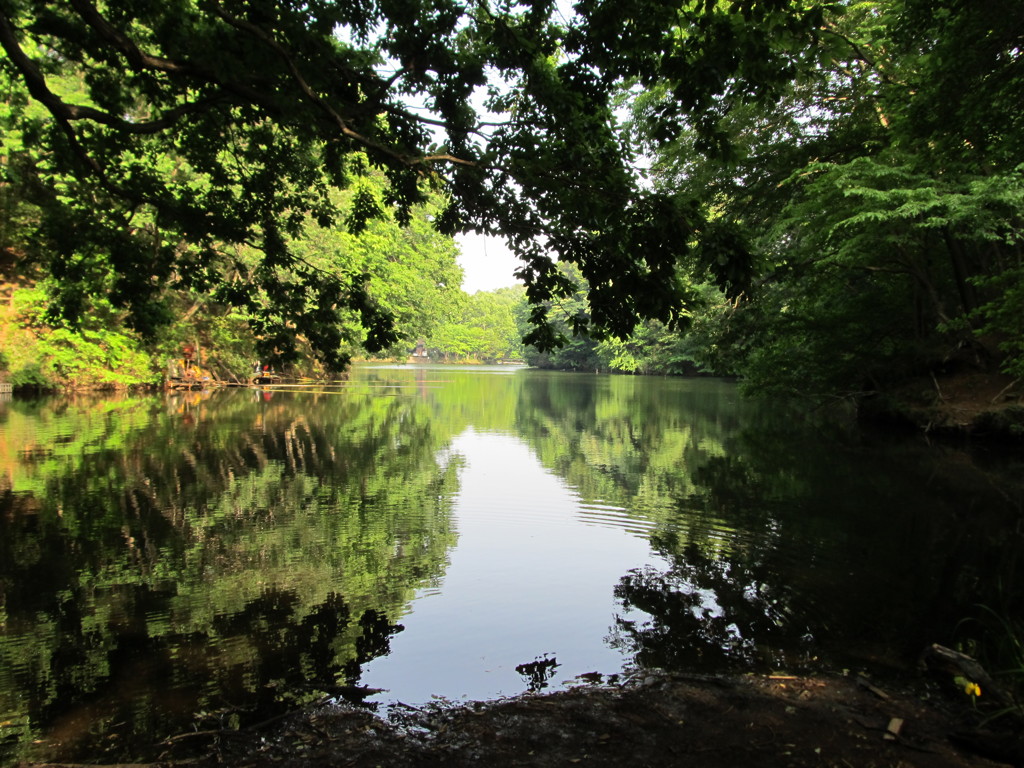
[20, 670, 1020, 768]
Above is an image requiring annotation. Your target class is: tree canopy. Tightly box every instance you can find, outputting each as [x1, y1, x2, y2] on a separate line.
[0, 0, 831, 369]
[2, 0, 1021, 391]
[625, 0, 1024, 393]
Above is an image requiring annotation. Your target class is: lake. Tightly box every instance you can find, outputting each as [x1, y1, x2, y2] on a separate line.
[1, 364, 1022, 763]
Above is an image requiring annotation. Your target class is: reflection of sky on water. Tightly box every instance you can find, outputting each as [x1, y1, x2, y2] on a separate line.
[362, 428, 661, 704]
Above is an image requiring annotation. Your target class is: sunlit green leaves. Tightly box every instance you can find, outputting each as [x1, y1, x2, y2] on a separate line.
[626, 0, 1024, 395]
[0, 0, 851, 361]
[427, 287, 526, 362]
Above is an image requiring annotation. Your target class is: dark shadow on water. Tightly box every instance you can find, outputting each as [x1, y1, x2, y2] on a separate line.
[611, 542, 817, 673]
[18, 589, 405, 764]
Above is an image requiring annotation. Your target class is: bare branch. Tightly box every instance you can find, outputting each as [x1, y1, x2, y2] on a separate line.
[67, 0, 195, 75]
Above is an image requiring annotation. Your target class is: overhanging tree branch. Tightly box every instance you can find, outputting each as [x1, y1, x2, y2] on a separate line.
[0, 10, 104, 176]
[210, 3, 476, 170]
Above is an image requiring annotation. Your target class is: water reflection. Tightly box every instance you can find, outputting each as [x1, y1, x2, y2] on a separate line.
[0, 385, 460, 763]
[610, 543, 816, 671]
[512, 374, 1024, 675]
[516, 655, 560, 693]
[0, 368, 1021, 764]
[358, 427, 656, 704]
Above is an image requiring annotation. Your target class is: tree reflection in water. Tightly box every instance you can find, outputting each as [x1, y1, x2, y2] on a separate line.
[611, 542, 816, 672]
[0, 387, 457, 764]
[3, 371, 1023, 765]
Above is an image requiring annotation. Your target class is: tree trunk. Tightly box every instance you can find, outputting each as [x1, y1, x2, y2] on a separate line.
[942, 228, 979, 318]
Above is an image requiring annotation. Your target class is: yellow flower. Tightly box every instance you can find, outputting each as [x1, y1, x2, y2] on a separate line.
[964, 682, 981, 698]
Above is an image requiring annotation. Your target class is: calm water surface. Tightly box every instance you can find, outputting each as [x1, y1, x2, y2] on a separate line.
[1, 365, 1022, 763]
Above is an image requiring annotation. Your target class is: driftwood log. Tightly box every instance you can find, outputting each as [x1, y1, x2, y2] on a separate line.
[918, 643, 1012, 707]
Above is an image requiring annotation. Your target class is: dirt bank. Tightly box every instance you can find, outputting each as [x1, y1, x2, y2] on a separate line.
[860, 371, 1024, 441]
[26, 670, 1019, 768]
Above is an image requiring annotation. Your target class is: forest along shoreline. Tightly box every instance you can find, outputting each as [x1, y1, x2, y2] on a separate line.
[28, 667, 1020, 768]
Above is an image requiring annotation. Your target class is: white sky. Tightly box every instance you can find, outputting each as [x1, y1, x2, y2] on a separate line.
[455, 232, 523, 294]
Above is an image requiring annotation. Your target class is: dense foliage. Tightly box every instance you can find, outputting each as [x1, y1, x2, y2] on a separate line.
[0, 0, 1020, 394]
[0, 0, 834, 370]
[626, 0, 1024, 394]
[518, 262, 718, 374]
[426, 286, 526, 363]
[0, 166, 470, 388]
